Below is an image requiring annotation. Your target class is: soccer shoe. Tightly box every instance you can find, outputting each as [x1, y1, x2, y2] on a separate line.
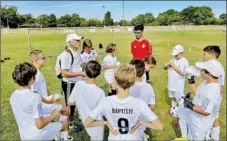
[174, 137, 188, 141]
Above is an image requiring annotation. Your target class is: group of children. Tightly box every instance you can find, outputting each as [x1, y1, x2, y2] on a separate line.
[10, 33, 224, 141]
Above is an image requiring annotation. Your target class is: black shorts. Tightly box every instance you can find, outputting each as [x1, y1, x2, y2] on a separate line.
[61, 81, 75, 106]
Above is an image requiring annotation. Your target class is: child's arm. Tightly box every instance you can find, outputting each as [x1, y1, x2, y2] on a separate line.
[169, 62, 185, 76]
[35, 110, 60, 129]
[149, 104, 155, 111]
[84, 116, 119, 135]
[102, 64, 117, 70]
[42, 97, 55, 104]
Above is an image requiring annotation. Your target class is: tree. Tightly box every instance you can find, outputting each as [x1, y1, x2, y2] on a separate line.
[88, 18, 102, 27]
[103, 11, 114, 26]
[71, 13, 80, 27]
[219, 13, 226, 25]
[156, 9, 183, 25]
[80, 17, 88, 27]
[1, 5, 19, 28]
[36, 14, 49, 27]
[119, 20, 132, 26]
[57, 14, 72, 27]
[48, 14, 57, 27]
[131, 13, 155, 25]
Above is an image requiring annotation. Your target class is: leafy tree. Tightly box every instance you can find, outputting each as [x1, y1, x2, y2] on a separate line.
[57, 14, 72, 27]
[80, 17, 88, 27]
[88, 18, 102, 27]
[71, 13, 80, 27]
[48, 14, 57, 27]
[131, 13, 155, 25]
[103, 11, 114, 26]
[36, 14, 49, 27]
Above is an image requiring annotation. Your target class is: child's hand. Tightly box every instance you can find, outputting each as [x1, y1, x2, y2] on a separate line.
[130, 121, 142, 134]
[80, 71, 86, 77]
[51, 109, 60, 119]
[106, 122, 119, 135]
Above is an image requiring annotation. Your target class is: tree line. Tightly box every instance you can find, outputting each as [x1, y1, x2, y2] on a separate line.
[1, 5, 226, 28]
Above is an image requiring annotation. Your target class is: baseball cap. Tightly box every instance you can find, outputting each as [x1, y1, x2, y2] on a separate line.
[195, 60, 222, 77]
[170, 45, 184, 56]
[66, 33, 84, 43]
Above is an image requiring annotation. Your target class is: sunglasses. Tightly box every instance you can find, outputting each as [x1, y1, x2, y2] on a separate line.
[38, 57, 46, 60]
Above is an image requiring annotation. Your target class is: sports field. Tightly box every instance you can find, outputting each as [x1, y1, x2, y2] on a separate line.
[1, 26, 226, 140]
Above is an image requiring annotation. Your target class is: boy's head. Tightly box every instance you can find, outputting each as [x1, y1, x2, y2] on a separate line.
[203, 45, 221, 61]
[114, 64, 136, 90]
[134, 24, 144, 40]
[170, 45, 184, 59]
[130, 59, 145, 78]
[12, 62, 37, 87]
[145, 56, 156, 69]
[105, 43, 117, 56]
[85, 60, 101, 79]
[195, 60, 222, 81]
[29, 50, 46, 67]
[83, 39, 93, 54]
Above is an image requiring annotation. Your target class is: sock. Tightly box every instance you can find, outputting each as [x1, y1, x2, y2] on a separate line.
[59, 115, 68, 122]
[146, 71, 150, 81]
[69, 105, 75, 117]
[211, 126, 220, 140]
[59, 131, 68, 139]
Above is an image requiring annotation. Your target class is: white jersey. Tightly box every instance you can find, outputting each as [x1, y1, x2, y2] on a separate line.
[168, 57, 189, 92]
[141, 73, 146, 83]
[31, 70, 48, 98]
[68, 81, 105, 137]
[10, 89, 45, 140]
[188, 82, 221, 140]
[129, 81, 155, 105]
[80, 50, 98, 64]
[60, 47, 84, 83]
[102, 54, 118, 84]
[90, 95, 157, 140]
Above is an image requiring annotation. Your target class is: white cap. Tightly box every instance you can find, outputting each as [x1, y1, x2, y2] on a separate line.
[66, 33, 84, 43]
[170, 45, 184, 56]
[195, 60, 222, 77]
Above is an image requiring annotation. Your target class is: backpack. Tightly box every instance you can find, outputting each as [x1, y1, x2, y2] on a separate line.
[55, 48, 74, 79]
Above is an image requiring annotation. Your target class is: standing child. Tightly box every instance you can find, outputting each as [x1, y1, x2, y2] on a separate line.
[10, 62, 72, 140]
[102, 43, 120, 96]
[129, 59, 156, 140]
[68, 60, 105, 141]
[81, 39, 98, 69]
[142, 56, 157, 83]
[84, 65, 163, 140]
[164, 45, 189, 104]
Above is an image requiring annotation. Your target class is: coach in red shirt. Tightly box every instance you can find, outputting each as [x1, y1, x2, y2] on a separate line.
[131, 24, 152, 82]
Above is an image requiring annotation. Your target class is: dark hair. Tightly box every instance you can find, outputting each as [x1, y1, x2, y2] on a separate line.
[202, 69, 218, 79]
[145, 56, 156, 65]
[134, 24, 144, 31]
[81, 39, 92, 54]
[12, 62, 37, 86]
[105, 43, 116, 53]
[85, 60, 101, 78]
[203, 45, 221, 58]
[130, 59, 145, 77]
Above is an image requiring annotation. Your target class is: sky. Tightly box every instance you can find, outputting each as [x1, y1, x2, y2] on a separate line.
[2, 1, 226, 21]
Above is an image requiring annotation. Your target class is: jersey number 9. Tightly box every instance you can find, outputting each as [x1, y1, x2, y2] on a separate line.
[118, 118, 129, 134]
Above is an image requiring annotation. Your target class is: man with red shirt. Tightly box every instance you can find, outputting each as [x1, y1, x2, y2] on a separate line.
[131, 24, 152, 83]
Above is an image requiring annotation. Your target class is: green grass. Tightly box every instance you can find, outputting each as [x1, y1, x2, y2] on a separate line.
[1, 26, 226, 140]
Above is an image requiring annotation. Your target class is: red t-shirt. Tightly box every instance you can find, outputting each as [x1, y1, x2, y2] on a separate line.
[131, 39, 152, 59]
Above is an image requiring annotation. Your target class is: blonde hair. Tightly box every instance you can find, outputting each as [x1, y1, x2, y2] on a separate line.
[29, 50, 43, 62]
[114, 64, 136, 90]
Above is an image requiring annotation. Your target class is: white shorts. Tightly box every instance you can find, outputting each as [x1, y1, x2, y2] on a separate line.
[42, 103, 62, 117]
[43, 122, 62, 140]
[90, 135, 103, 141]
[168, 90, 184, 102]
[108, 132, 141, 140]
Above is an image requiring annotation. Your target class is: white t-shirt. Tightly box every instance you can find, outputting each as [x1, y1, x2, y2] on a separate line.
[167, 57, 189, 92]
[90, 95, 157, 140]
[31, 70, 48, 98]
[102, 54, 118, 84]
[10, 89, 45, 140]
[68, 81, 105, 137]
[129, 81, 155, 105]
[141, 73, 146, 83]
[80, 50, 98, 64]
[60, 47, 84, 83]
[188, 82, 221, 140]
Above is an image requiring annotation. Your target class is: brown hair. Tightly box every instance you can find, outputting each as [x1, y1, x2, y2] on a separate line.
[145, 56, 156, 65]
[105, 43, 116, 53]
[114, 64, 136, 90]
[130, 59, 145, 77]
[82, 39, 93, 53]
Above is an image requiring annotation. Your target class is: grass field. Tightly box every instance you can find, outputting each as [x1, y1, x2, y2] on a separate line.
[1, 26, 226, 140]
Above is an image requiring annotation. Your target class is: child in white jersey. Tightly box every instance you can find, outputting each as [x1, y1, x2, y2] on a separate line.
[129, 59, 156, 140]
[80, 39, 98, 69]
[68, 60, 105, 141]
[84, 65, 163, 140]
[102, 43, 120, 96]
[10, 62, 72, 140]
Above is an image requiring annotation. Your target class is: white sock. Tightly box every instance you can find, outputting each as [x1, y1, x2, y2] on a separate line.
[211, 126, 220, 140]
[59, 115, 68, 122]
[59, 131, 68, 139]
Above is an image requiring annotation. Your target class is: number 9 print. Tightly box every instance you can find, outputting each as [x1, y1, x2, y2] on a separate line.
[118, 118, 129, 134]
